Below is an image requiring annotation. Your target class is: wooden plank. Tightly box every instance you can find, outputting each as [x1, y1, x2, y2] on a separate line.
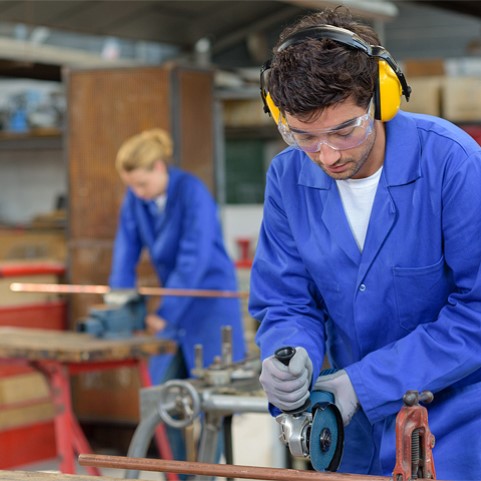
[0, 327, 176, 362]
[0, 471, 121, 481]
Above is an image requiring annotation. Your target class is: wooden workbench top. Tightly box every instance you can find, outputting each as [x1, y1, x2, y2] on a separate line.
[0, 327, 176, 363]
[0, 471, 120, 480]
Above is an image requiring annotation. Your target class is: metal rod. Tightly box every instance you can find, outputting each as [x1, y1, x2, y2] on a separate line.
[78, 454, 394, 481]
[10, 282, 249, 299]
[201, 394, 268, 413]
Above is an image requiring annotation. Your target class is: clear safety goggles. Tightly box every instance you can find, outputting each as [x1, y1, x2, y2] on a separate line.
[277, 102, 375, 153]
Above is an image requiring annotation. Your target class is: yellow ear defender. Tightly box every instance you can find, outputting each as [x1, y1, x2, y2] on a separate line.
[377, 59, 404, 122]
[260, 25, 411, 123]
[262, 85, 281, 125]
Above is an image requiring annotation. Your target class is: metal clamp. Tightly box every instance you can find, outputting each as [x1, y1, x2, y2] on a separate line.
[393, 390, 436, 481]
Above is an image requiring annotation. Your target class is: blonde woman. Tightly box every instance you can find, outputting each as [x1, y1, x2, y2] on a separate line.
[109, 128, 246, 460]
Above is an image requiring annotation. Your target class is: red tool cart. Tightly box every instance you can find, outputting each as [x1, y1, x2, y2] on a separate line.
[0, 260, 67, 468]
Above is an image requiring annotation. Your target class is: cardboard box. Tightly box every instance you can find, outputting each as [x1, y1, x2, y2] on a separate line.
[0, 372, 54, 430]
[72, 367, 141, 423]
[401, 76, 444, 117]
[0, 273, 62, 307]
[0, 260, 67, 326]
[442, 77, 481, 122]
[403, 58, 445, 77]
[0, 401, 54, 430]
[223, 99, 271, 127]
[0, 228, 66, 262]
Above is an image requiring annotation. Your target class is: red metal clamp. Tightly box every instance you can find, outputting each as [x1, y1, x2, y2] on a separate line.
[393, 390, 436, 481]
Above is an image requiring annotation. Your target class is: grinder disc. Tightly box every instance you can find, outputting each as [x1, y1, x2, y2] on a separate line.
[308, 391, 344, 472]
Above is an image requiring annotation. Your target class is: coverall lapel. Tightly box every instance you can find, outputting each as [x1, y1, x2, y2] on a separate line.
[298, 157, 361, 265]
[356, 175, 396, 284]
[141, 168, 176, 254]
[357, 112, 422, 285]
[321, 186, 362, 265]
[139, 201, 157, 250]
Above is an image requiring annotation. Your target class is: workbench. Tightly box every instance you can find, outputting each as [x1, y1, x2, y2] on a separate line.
[0, 471, 119, 481]
[0, 327, 176, 475]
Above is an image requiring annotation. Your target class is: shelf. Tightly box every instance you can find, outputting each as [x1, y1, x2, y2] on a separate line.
[0, 129, 63, 151]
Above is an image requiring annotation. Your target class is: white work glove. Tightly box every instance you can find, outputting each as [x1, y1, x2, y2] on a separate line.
[314, 369, 359, 426]
[104, 288, 139, 307]
[259, 347, 313, 412]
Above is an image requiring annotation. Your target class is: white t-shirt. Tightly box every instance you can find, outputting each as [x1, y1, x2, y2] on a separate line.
[335, 166, 383, 251]
[155, 193, 167, 212]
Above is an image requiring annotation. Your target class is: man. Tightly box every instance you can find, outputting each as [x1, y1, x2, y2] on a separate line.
[249, 6, 481, 480]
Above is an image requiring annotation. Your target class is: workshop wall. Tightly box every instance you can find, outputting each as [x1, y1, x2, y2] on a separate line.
[386, 2, 481, 60]
[0, 150, 65, 225]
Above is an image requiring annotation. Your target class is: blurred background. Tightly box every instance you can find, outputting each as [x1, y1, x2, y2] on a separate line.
[1, 0, 481, 475]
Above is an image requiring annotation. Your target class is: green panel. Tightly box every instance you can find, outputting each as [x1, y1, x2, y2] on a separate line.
[225, 139, 266, 204]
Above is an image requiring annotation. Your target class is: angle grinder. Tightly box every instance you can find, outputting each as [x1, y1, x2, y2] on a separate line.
[274, 347, 344, 471]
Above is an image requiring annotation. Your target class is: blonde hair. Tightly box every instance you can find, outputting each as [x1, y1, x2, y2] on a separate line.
[116, 128, 173, 173]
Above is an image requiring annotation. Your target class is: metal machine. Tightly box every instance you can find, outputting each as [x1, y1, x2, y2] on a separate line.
[80, 389, 438, 480]
[122, 330, 435, 480]
[131, 334, 345, 476]
[125, 326, 267, 479]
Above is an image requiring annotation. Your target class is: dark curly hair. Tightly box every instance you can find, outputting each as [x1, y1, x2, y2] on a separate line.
[268, 6, 380, 121]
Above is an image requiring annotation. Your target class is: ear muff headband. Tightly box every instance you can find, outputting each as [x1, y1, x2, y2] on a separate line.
[260, 25, 411, 123]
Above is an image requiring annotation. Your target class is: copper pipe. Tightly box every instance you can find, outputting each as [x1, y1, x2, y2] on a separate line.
[78, 454, 395, 481]
[10, 282, 249, 299]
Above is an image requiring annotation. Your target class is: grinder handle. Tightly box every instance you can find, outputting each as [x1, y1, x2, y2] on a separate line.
[274, 346, 311, 415]
[275, 346, 296, 366]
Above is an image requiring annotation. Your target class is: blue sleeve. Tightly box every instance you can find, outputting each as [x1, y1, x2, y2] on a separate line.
[157, 180, 227, 327]
[109, 192, 143, 288]
[249, 164, 328, 382]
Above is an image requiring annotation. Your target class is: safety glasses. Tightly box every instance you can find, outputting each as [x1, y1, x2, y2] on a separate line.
[277, 102, 374, 152]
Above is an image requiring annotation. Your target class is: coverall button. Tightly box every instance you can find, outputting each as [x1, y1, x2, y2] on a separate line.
[359, 284, 366, 292]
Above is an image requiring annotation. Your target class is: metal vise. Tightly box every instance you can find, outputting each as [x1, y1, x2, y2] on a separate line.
[77, 294, 146, 339]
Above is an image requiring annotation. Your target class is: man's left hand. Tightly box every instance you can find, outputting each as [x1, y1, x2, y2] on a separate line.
[314, 369, 359, 426]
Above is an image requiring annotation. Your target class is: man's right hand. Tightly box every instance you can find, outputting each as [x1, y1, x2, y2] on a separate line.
[259, 346, 313, 412]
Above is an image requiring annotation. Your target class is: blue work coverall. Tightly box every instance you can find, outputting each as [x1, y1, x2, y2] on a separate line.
[110, 166, 246, 384]
[249, 111, 481, 480]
